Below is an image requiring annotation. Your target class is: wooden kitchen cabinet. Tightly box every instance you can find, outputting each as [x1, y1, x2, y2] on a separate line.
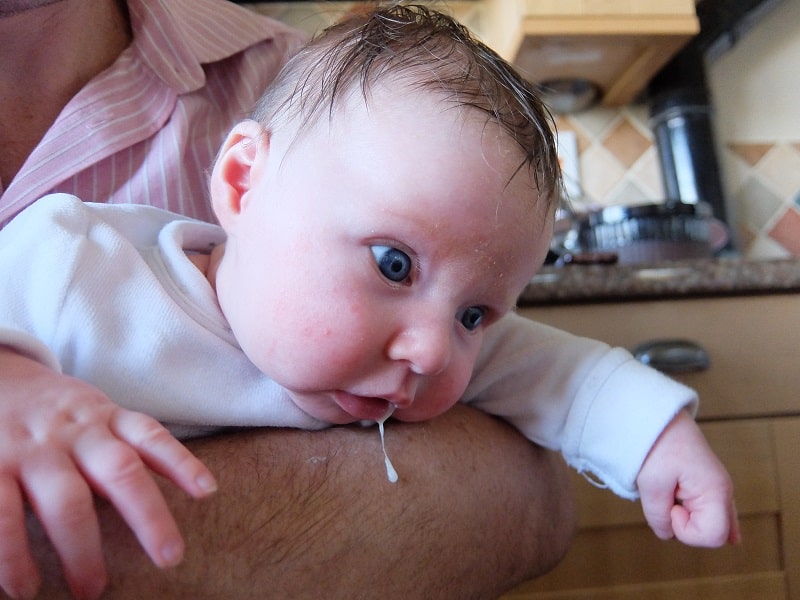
[501, 294, 800, 599]
[480, 0, 699, 106]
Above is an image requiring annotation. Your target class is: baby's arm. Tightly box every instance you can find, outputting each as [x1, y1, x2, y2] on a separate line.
[636, 409, 740, 547]
[465, 312, 739, 547]
[0, 347, 217, 600]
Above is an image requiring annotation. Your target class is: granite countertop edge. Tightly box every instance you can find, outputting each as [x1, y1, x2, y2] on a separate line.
[518, 257, 800, 306]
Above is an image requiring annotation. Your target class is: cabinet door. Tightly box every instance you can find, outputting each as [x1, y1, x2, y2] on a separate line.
[504, 574, 787, 600]
[502, 421, 790, 599]
[774, 419, 800, 600]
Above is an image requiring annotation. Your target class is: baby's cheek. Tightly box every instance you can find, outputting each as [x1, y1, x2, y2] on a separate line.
[298, 319, 376, 374]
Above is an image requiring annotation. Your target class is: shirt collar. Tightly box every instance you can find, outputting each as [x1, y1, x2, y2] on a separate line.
[127, 0, 278, 93]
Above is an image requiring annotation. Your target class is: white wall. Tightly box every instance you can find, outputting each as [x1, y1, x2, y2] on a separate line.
[708, 0, 800, 141]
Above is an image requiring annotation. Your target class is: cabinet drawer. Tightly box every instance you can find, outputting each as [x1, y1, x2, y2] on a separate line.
[519, 294, 800, 420]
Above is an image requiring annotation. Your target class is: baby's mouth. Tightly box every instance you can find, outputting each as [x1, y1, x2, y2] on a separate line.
[333, 390, 393, 422]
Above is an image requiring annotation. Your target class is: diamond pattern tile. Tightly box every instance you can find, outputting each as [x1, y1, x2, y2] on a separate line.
[735, 176, 785, 231]
[602, 118, 651, 169]
[728, 143, 773, 167]
[757, 144, 800, 199]
[769, 206, 800, 255]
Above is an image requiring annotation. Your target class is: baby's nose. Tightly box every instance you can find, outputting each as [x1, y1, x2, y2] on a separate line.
[387, 321, 452, 377]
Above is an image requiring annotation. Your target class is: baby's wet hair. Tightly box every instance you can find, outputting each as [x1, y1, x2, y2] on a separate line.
[252, 2, 564, 209]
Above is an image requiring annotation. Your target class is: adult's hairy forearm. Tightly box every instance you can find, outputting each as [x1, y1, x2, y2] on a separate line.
[29, 404, 576, 599]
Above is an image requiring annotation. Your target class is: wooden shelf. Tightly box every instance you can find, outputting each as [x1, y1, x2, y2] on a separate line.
[480, 0, 699, 106]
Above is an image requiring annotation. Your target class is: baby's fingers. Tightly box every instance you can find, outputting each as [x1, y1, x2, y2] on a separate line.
[73, 431, 187, 570]
[639, 485, 677, 541]
[728, 507, 742, 544]
[0, 478, 40, 600]
[22, 452, 107, 600]
[111, 410, 217, 499]
[671, 494, 739, 548]
[670, 504, 726, 547]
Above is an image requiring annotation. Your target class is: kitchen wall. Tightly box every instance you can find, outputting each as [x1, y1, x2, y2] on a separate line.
[248, 0, 799, 260]
[707, 0, 800, 259]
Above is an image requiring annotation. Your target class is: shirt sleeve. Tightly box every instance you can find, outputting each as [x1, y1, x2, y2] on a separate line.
[463, 311, 698, 500]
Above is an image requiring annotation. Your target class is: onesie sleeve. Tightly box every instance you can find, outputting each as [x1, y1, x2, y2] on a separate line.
[463, 312, 698, 500]
[0, 194, 97, 371]
[0, 327, 62, 371]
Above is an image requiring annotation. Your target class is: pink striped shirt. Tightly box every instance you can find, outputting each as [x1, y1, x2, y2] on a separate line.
[0, 0, 307, 227]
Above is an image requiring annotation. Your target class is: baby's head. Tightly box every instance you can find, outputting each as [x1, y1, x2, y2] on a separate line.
[209, 4, 562, 424]
[251, 3, 562, 204]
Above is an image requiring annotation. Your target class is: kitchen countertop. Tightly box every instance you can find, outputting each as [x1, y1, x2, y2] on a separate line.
[518, 256, 800, 306]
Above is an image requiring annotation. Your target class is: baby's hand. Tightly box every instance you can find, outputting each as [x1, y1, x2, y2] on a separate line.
[0, 349, 217, 600]
[635, 409, 740, 548]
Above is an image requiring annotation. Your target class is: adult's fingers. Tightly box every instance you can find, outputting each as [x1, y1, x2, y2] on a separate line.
[21, 452, 107, 600]
[0, 477, 40, 600]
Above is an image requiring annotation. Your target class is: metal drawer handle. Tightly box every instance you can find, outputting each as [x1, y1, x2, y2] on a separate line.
[632, 339, 710, 374]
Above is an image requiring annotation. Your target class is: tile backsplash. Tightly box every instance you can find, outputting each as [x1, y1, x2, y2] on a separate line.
[552, 106, 665, 210]
[724, 141, 800, 258]
[554, 107, 800, 261]
[550, 0, 800, 261]
[248, 0, 799, 260]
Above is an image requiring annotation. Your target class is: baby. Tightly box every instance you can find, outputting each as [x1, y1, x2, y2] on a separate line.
[0, 5, 738, 599]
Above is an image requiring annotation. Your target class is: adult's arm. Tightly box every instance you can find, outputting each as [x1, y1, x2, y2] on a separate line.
[29, 404, 576, 599]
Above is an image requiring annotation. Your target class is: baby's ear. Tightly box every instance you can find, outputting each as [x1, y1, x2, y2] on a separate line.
[210, 120, 268, 230]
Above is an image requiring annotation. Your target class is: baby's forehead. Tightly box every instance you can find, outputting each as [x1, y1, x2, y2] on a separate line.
[273, 80, 540, 196]
[311, 81, 521, 147]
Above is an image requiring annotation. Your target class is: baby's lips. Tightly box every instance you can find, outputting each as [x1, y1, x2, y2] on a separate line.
[333, 390, 393, 422]
[380, 392, 413, 410]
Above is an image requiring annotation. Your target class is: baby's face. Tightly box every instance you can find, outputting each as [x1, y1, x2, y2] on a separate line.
[214, 87, 552, 424]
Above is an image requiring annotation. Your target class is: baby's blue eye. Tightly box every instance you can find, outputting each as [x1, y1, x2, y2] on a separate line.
[459, 307, 485, 331]
[371, 246, 412, 283]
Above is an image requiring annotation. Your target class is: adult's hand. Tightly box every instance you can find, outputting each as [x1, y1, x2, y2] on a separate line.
[27, 404, 576, 599]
